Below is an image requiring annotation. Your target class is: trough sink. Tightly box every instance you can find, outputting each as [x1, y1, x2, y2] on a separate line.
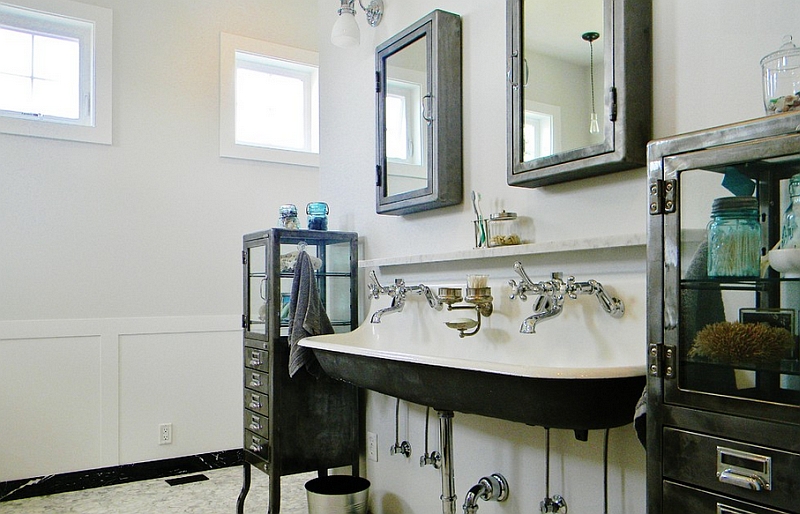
[300, 305, 645, 431]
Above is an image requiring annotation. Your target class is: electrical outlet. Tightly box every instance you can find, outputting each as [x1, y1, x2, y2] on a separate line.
[367, 431, 378, 461]
[159, 423, 173, 445]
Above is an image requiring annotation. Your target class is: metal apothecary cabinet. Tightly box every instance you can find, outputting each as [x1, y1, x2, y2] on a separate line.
[647, 114, 800, 514]
[236, 229, 359, 514]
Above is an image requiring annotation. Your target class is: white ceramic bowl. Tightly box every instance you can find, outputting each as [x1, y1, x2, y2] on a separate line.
[768, 248, 800, 274]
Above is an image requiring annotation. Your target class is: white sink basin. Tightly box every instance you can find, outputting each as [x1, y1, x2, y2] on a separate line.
[300, 295, 645, 431]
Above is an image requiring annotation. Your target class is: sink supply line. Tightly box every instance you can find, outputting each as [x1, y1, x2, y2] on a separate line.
[420, 406, 442, 468]
[540, 428, 568, 513]
[508, 262, 624, 333]
[389, 397, 412, 458]
[368, 271, 442, 323]
[462, 473, 509, 513]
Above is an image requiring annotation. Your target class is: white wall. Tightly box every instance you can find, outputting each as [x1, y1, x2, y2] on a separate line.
[1, 0, 798, 509]
[0, 0, 323, 481]
[318, 0, 799, 513]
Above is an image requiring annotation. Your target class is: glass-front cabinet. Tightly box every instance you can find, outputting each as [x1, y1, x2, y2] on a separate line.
[238, 229, 359, 514]
[647, 114, 800, 514]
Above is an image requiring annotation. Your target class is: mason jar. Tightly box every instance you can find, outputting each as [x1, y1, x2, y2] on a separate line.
[707, 197, 762, 277]
[278, 204, 299, 229]
[307, 202, 329, 230]
[781, 173, 800, 249]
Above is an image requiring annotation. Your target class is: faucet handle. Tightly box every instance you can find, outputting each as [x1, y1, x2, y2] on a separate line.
[508, 279, 528, 301]
[513, 261, 535, 286]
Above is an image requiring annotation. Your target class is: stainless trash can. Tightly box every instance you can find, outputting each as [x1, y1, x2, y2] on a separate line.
[305, 475, 370, 514]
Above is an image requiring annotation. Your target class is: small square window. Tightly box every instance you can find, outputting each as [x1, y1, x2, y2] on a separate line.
[220, 33, 319, 167]
[0, 0, 112, 144]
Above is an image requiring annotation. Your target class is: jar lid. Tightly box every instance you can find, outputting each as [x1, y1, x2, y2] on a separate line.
[306, 202, 329, 215]
[760, 35, 800, 68]
[279, 204, 298, 216]
[490, 210, 517, 221]
[711, 197, 758, 215]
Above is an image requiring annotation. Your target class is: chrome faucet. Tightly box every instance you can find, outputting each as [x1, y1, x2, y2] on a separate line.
[368, 271, 442, 323]
[509, 262, 624, 334]
[462, 474, 509, 513]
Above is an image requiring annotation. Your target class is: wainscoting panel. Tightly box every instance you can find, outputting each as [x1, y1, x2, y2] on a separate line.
[0, 316, 241, 483]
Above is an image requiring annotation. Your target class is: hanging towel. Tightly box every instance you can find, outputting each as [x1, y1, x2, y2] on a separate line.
[287, 250, 333, 377]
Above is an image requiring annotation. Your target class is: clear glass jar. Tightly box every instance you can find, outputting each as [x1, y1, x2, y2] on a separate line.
[760, 35, 800, 115]
[707, 197, 762, 277]
[307, 202, 329, 230]
[781, 173, 800, 249]
[486, 210, 521, 247]
[278, 204, 299, 229]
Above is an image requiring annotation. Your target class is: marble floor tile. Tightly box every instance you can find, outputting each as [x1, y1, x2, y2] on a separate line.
[0, 466, 313, 514]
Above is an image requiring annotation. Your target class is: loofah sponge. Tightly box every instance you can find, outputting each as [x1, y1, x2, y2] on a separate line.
[689, 321, 794, 365]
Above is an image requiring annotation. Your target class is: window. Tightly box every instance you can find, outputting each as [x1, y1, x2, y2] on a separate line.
[523, 101, 561, 161]
[0, 0, 112, 144]
[385, 79, 423, 166]
[220, 33, 319, 167]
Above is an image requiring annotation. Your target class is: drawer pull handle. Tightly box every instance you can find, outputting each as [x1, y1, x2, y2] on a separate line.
[250, 372, 262, 387]
[716, 446, 771, 492]
[250, 394, 262, 409]
[249, 443, 263, 453]
[717, 503, 757, 514]
[250, 415, 262, 431]
[717, 469, 766, 491]
[249, 351, 262, 366]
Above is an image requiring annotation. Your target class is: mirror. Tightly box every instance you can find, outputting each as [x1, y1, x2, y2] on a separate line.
[376, 10, 462, 215]
[507, 0, 651, 188]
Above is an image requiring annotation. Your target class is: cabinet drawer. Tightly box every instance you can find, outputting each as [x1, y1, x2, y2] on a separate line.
[244, 409, 268, 439]
[244, 430, 269, 461]
[663, 428, 800, 512]
[244, 389, 269, 417]
[244, 369, 268, 394]
[664, 480, 791, 514]
[244, 347, 269, 373]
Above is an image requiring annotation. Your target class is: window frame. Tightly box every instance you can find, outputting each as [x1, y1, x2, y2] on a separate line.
[219, 32, 319, 168]
[0, 0, 112, 144]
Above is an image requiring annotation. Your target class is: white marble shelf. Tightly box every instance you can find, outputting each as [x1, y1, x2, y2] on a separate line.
[359, 233, 647, 268]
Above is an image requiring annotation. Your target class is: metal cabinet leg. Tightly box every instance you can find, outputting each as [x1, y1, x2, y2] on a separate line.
[236, 462, 251, 514]
[268, 473, 280, 514]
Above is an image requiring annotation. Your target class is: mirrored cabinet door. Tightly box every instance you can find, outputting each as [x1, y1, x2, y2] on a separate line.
[376, 9, 462, 215]
[507, 0, 651, 188]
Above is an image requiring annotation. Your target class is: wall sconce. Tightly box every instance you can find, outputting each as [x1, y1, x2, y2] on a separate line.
[331, 0, 384, 48]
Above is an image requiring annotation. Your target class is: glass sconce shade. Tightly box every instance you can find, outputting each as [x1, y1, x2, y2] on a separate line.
[332, 2, 360, 48]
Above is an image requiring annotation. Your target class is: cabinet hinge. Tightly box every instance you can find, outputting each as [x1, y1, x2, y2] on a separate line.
[375, 71, 381, 93]
[376, 165, 382, 187]
[648, 343, 676, 379]
[242, 314, 247, 329]
[242, 250, 247, 265]
[649, 178, 677, 215]
[609, 86, 617, 122]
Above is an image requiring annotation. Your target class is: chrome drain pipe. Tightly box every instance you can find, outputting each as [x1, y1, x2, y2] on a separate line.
[438, 410, 457, 514]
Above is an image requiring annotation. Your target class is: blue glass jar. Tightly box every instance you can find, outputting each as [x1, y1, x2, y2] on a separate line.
[707, 197, 762, 277]
[307, 202, 329, 230]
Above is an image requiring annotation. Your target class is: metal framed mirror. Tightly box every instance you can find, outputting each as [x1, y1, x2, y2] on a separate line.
[506, 0, 651, 188]
[376, 9, 462, 215]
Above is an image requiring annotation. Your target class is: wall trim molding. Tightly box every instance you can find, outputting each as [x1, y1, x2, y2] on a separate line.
[0, 449, 243, 502]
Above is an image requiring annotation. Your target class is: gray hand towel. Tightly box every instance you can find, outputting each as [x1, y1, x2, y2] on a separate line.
[288, 250, 333, 377]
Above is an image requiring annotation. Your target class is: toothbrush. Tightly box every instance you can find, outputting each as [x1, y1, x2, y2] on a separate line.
[471, 190, 486, 247]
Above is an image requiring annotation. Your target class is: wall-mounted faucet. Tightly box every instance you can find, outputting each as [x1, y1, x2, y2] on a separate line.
[509, 262, 625, 334]
[368, 271, 442, 323]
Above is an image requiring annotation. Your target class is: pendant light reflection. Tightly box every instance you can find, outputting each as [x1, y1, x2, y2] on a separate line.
[582, 31, 600, 134]
[331, 0, 384, 48]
